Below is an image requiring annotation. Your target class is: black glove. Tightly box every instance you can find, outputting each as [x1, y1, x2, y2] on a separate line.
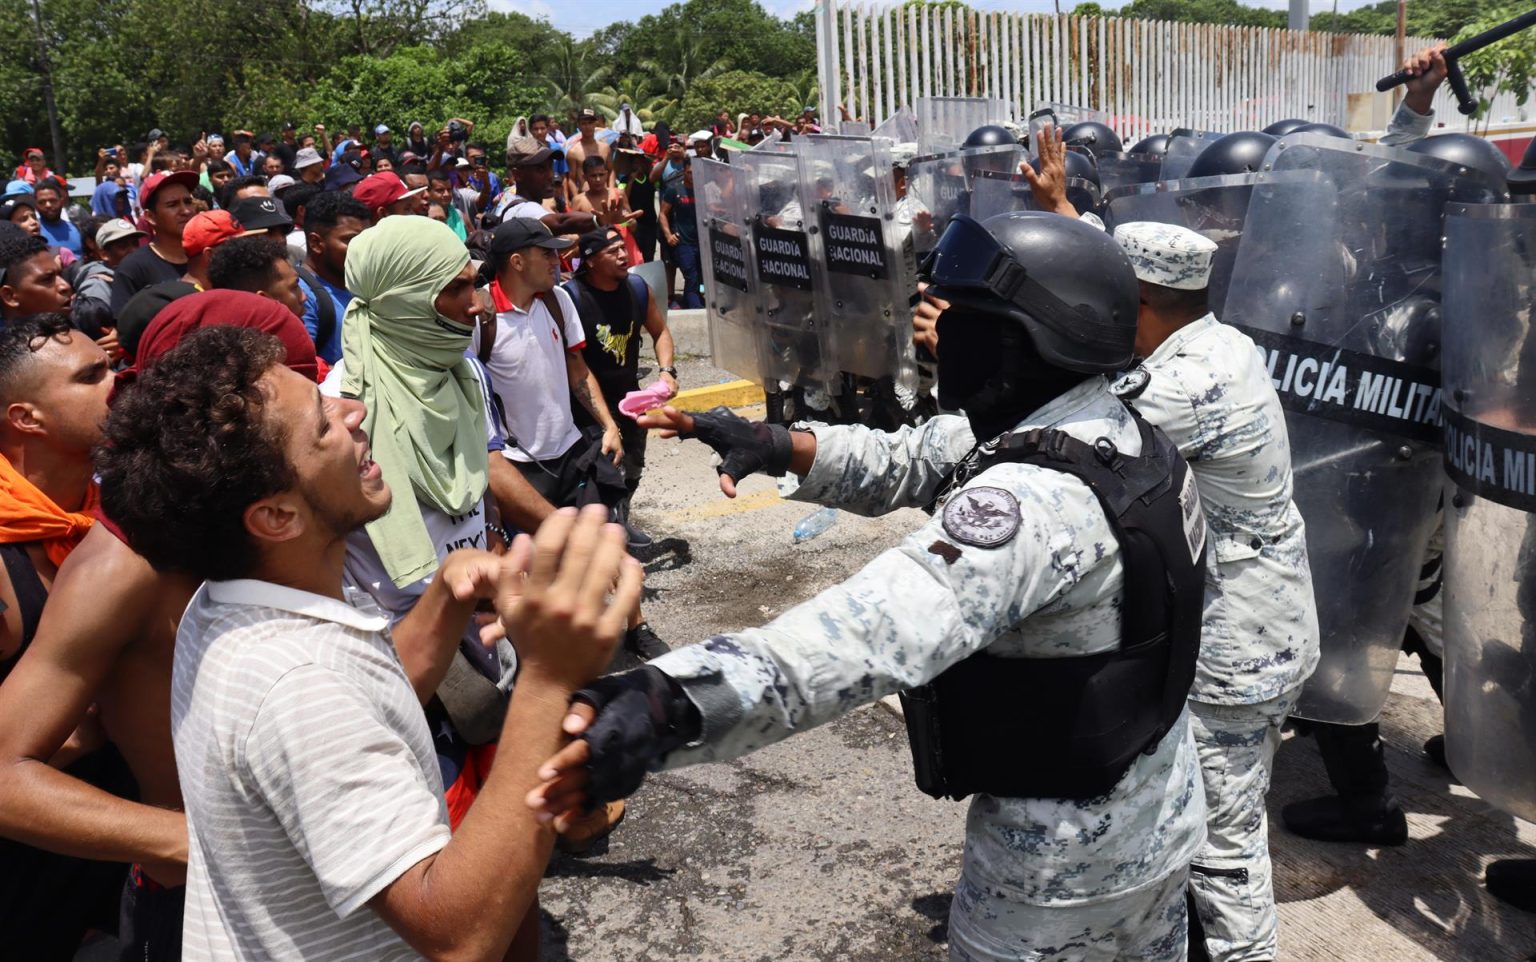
[575, 666, 701, 804]
[684, 406, 794, 485]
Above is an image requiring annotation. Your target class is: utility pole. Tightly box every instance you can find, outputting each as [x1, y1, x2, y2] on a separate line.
[1289, 0, 1308, 32]
[28, 0, 65, 171]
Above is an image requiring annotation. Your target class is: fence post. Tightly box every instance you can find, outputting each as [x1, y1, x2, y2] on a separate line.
[815, 0, 840, 132]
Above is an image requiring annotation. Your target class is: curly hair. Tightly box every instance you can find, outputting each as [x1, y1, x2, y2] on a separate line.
[0, 233, 51, 286]
[208, 236, 286, 294]
[303, 189, 369, 234]
[96, 326, 294, 580]
[0, 313, 73, 405]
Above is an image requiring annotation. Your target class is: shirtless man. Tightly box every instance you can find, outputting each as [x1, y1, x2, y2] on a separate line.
[0, 315, 128, 959]
[571, 155, 642, 229]
[563, 108, 613, 204]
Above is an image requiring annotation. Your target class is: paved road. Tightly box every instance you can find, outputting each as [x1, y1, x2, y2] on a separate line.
[534, 358, 1536, 961]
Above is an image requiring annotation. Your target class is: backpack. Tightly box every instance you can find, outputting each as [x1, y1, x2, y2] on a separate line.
[294, 265, 337, 353]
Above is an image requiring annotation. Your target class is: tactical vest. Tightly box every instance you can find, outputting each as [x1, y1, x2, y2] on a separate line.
[901, 408, 1207, 801]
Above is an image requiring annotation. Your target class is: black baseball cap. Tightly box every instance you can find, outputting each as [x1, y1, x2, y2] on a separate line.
[576, 108, 599, 122]
[577, 227, 624, 262]
[231, 195, 293, 231]
[491, 218, 574, 256]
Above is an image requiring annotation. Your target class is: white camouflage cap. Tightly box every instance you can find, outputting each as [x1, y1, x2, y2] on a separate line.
[1112, 221, 1218, 291]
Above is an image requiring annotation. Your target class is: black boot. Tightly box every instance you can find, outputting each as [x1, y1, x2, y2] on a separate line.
[1422, 734, 1451, 773]
[1486, 859, 1536, 913]
[1283, 721, 1408, 845]
[623, 622, 669, 660]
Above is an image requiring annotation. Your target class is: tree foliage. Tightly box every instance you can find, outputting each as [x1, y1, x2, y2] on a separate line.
[2, 0, 814, 172]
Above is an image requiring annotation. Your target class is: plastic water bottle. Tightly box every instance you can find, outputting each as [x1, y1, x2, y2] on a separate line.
[793, 506, 839, 543]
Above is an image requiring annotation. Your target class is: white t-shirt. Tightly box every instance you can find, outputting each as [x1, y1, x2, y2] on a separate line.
[173, 579, 450, 961]
[472, 282, 587, 463]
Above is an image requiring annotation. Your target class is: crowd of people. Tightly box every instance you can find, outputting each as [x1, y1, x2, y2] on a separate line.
[0, 104, 737, 960]
[0, 39, 1531, 962]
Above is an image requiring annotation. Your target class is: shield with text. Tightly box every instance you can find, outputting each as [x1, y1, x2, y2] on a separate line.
[798, 135, 919, 389]
[738, 150, 833, 391]
[694, 157, 762, 384]
[1440, 201, 1536, 822]
[1223, 134, 1505, 723]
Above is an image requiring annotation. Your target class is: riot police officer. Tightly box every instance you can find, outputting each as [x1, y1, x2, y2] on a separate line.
[531, 210, 1210, 962]
[1111, 222, 1319, 962]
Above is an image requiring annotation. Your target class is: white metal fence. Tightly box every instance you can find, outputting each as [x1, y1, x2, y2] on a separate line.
[814, 1, 1530, 143]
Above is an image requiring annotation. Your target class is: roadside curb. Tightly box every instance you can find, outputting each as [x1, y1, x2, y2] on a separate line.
[670, 379, 765, 412]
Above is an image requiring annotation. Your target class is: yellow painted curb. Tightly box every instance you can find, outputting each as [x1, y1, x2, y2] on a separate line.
[669, 379, 765, 412]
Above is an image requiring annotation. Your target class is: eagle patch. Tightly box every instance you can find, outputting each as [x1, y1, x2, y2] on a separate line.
[941, 486, 1021, 548]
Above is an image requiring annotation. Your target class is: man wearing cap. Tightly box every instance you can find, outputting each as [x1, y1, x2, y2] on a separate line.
[564, 227, 676, 528]
[364, 124, 392, 168]
[10, 148, 56, 187]
[230, 194, 294, 242]
[227, 132, 259, 177]
[94, 217, 146, 270]
[563, 107, 613, 205]
[272, 122, 300, 172]
[1110, 221, 1317, 962]
[110, 170, 199, 315]
[178, 208, 245, 290]
[324, 153, 365, 193]
[294, 147, 326, 186]
[354, 171, 426, 224]
[495, 137, 600, 236]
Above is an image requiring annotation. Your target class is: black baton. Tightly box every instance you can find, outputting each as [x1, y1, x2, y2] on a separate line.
[1375, 6, 1536, 116]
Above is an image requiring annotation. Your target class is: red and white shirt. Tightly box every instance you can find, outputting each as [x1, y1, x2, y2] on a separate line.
[472, 279, 588, 463]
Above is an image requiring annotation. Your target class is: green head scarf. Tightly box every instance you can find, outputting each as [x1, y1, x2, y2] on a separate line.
[341, 216, 487, 588]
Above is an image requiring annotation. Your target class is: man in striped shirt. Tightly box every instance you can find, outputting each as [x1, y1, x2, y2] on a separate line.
[96, 325, 641, 961]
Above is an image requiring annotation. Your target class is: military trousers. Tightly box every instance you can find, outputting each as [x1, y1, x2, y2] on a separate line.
[1187, 692, 1297, 962]
[949, 866, 1190, 962]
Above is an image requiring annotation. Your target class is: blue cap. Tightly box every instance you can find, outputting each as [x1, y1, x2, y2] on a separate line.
[323, 163, 364, 190]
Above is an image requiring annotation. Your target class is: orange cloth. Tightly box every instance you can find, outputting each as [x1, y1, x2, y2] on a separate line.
[0, 455, 98, 567]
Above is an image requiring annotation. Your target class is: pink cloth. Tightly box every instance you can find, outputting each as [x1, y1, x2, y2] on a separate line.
[618, 382, 674, 421]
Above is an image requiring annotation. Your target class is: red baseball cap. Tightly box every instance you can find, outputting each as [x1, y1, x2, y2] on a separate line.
[353, 171, 424, 211]
[139, 170, 199, 209]
[182, 210, 246, 258]
[23, 147, 44, 160]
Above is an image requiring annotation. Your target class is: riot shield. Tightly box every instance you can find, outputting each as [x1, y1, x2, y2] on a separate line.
[873, 106, 919, 143]
[737, 150, 833, 391]
[694, 158, 761, 384]
[970, 169, 1102, 220]
[1038, 102, 1111, 126]
[915, 96, 1013, 155]
[1223, 134, 1505, 724]
[1440, 202, 1536, 823]
[1102, 171, 1310, 312]
[798, 135, 919, 389]
[1161, 129, 1224, 180]
[906, 145, 1024, 255]
[1096, 152, 1165, 195]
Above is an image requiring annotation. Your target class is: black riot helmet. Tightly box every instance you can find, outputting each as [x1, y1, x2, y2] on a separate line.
[1030, 149, 1102, 214]
[1061, 121, 1124, 158]
[1128, 133, 1170, 158]
[1262, 118, 1309, 137]
[1291, 122, 1349, 138]
[1405, 133, 1511, 183]
[962, 124, 1017, 150]
[922, 211, 1138, 374]
[1187, 131, 1276, 179]
[1509, 137, 1536, 196]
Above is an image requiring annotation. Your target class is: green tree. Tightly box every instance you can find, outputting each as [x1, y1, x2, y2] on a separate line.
[1457, 3, 1536, 125]
[1110, 0, 1285, 29]
[677, 69, 800, 132]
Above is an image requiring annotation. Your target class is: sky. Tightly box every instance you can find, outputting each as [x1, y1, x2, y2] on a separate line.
[489, 0, 1384, 39]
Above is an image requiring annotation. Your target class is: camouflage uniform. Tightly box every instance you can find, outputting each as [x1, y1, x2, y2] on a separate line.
[650, 378, 1206, 961]
[1114, 220, 1319, 962]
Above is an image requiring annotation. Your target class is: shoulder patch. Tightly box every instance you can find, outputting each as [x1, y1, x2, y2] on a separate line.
[941, 486, 1021, 548]
[1109, 366, 1151, 399]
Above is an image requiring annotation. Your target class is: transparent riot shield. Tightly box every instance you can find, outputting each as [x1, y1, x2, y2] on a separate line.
[1161, 129, 1224, 180]
[1096, 152, 1165, 195]
[798, 135, 919, 390]
[907, 145, 1023, 255]
[1223, 134, 1505, 724]
[915, 96, 1012, 155]
[694, 158, 761, 384]
[970, 169, 1102, 220]
[1102, 171, 1311, 312]
[737, 150, 833, 392]
[1440, 202, 1536, 823]
[873, 106, 919, 143]
[1038, 102, 1111, 126]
